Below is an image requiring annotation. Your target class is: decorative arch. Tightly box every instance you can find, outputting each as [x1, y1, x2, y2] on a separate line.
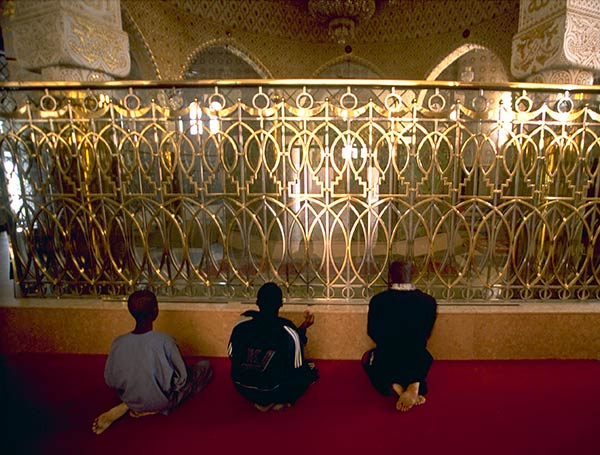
[120, 6, 160, 80]
[181, 40, 272, 80]
[313, 56, 382, 79]
[425, 43, 486, 81]
[419, 43, 511, 107]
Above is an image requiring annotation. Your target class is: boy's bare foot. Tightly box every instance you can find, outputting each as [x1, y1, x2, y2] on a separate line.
[129, 410, 159, 418]
[92, 402, 129, 435]
[273, 403, 292, 411]
[395, 382, 420, 412]
[254, 403, 274, 412]
[392, 383, 404, 396]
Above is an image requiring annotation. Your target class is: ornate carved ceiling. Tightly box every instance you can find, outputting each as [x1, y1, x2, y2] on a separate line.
[170, 0, 519, 43]
[121, 0, 519, 80]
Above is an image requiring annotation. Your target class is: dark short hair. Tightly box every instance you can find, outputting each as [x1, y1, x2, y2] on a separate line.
[388, 260, 413, 284]
[127, 290, 158, 321]
[256, 282, 283, 314]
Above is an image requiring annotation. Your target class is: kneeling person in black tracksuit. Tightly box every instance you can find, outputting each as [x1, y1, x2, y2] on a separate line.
[228, 282, 319, 412]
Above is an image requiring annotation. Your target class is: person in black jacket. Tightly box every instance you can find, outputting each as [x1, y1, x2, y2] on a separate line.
[228, 282, 318, 411]
[362, 260, 437, 412]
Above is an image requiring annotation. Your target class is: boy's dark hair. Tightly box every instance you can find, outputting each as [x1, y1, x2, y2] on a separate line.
[127, 290, 158, 321]
[256, 282, 283, 315]
[388, 260, 413, 284]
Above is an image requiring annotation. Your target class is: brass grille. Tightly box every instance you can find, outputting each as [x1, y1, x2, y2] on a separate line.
[1, 80, 599, 302]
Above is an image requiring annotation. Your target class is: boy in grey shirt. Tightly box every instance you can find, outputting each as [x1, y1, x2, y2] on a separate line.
[92, 290, 212, 434]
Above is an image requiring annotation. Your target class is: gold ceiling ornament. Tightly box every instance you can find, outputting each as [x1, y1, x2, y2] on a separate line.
[308, 0, 376, 44]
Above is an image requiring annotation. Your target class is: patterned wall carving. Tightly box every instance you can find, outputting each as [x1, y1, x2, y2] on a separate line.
[512, 0, 600, 80]
[10, 0, 130, 78]
[511, 16, 563, 77]
[40, 66, 113, 82]
[527, 67, 594, 84]
[564, 13, 600, 68]
[519, 0, 562, 30]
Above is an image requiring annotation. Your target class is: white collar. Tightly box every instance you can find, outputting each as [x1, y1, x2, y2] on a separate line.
[391, 283, 416, 291]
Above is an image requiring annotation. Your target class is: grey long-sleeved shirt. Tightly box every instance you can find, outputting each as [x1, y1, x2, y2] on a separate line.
[104, 330, 187, 413]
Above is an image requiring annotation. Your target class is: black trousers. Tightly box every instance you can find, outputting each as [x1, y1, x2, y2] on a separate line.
[234, 362, 319, 406]
[361, 348, 430, 396]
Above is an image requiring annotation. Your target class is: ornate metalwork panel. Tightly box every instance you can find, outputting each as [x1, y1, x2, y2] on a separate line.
[1, 81, 599, 301]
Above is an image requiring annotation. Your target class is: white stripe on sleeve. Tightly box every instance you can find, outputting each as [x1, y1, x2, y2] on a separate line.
[283, 326, 302, 368]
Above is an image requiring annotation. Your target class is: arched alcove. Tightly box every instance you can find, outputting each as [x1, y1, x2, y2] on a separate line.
[314, 57, 381, 79]
[121, 8, 159, 80]
[426, 43, 509, 83]
[184, 43, 270, 79]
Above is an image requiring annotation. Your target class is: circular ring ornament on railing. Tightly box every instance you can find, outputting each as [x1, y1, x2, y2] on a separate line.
[515, 94, 533, 113]
[483, 287, 496, 299]
[252, 91, 270, 109]
[539, 288, 553, 300]
[442, 287, 454, 299]
[558, 288, 571, 300]
[471, 94, 489, 112]
[224, 285, 236, 298]
[208, 93, 226, 110]
[428, 92, 446, 112]
[296, 91, 314, 109]
[520, 287, 534, 299]
[576, 288, 589, 300]
[340, 91, 358, 110]
[361, 287, 370, 299]
[40, 94, 58, 112]
[556, 95, 573, 114]
[83, 94, 99, 112]
[341, 286, 355, 299]
[123, 93, 142, 111]
[244, 284, 255, 299]
[384, 93, 403, 112]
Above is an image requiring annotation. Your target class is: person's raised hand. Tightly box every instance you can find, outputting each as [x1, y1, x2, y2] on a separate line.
[299, 309, 315, 329]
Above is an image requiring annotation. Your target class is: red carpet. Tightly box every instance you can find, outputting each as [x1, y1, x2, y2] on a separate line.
[2, 354, 599, 455]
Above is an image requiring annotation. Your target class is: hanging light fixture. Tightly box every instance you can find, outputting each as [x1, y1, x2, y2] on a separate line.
[308, 0, 376, 44]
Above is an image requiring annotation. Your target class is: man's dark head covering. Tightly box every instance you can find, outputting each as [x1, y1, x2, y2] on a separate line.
[256, 282, 283, 315]
[388, 260, 413, 284]
[127, 289, 158, 322]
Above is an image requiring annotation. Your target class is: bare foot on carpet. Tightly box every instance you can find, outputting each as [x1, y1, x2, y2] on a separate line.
[92, 402, 129, 435]
[395, 382, 421, 412]
[254, 403, 275, 412]
[273, 403, 292, 411]
[392, 383, 405, 396]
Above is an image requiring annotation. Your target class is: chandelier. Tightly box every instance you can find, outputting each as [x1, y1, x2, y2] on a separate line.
[308, 0, 376, 44]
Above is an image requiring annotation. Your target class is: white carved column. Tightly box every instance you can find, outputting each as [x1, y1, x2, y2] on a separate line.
[511, 0, 600, 84]
[8, 0, 130, 81]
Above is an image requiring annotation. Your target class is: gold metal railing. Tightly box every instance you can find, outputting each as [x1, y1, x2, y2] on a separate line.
[1, 79, 599, 301]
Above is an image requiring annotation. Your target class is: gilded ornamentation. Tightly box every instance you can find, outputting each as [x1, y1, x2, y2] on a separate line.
[527, 68, 594, 84]
[564, 14, 600, 69]
[41, 66, 113, 81]
[527, 0, 552, 13]
[66, 14, 130, 76]
[1, 81, 599, 301]
[10, 0, 130, 78]
[512, 0, 600, 81]
[511, 18, 562, 77]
